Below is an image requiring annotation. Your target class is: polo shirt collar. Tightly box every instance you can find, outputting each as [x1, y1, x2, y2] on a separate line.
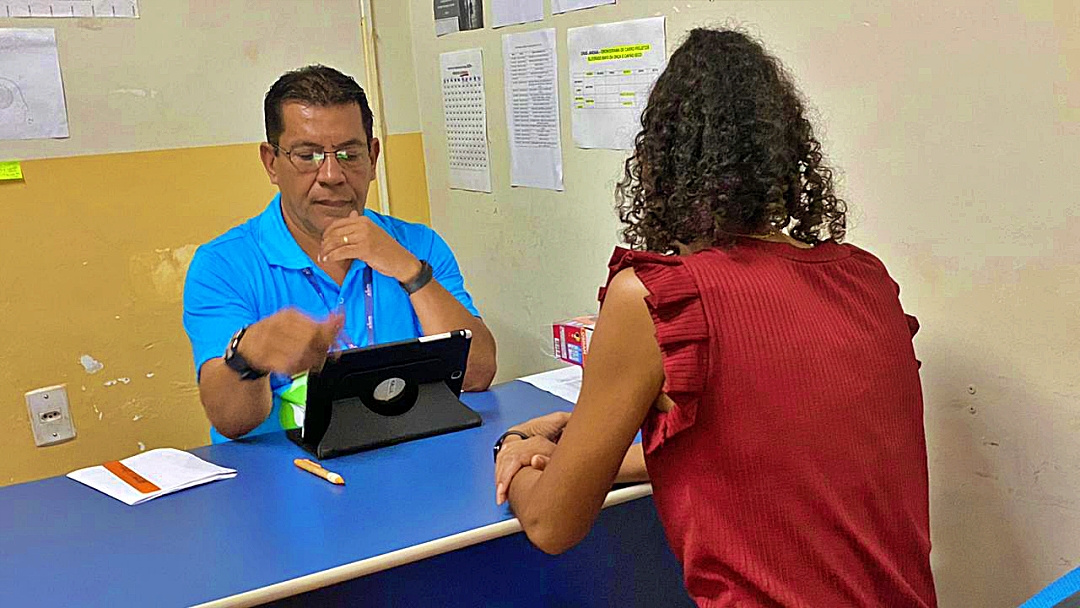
[254, 194, 312, 269]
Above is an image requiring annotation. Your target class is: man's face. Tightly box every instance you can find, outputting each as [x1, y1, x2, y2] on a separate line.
[260, 102, 380, 240]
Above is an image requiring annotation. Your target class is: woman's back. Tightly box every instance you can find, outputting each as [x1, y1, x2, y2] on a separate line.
[612, 240, 937, 607]
[497, 27, 939, 608]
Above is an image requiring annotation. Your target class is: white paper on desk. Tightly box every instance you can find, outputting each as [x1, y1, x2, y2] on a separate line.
[67, 448, 237, 506]
[1, 1, 139, 18]
[519, 365, 582, 405]
[0, 28, 69, 141]
[567, 16, 667, 150]
[502, 29, 564, 191]
[441, 48, 492, 193]
[491, 0, 542, 28]
[552, 0, 614, 15]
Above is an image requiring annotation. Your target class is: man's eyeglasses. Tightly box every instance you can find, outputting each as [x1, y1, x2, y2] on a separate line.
[271, 143, 369, 174]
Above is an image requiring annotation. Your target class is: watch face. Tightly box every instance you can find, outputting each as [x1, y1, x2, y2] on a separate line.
[226, 329, 243, 360]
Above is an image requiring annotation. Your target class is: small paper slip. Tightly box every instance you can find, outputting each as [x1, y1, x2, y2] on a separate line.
[67, 448, 237, 506]
[519, 366, 583, 404]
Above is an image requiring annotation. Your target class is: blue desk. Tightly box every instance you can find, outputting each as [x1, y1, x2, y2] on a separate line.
[1021, 567, 1080, 608]
[0, 381, 691, 607]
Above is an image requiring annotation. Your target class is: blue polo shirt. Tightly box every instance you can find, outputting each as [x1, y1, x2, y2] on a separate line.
[183, 194, 480, 442]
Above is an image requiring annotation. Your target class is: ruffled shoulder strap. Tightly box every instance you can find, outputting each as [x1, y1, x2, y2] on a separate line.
[600, 247, 710, 453]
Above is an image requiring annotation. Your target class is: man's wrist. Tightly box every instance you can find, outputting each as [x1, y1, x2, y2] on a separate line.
[224, 326, 268, 380]
[399, 259, 434, 295]
[394, 258, 424, 283]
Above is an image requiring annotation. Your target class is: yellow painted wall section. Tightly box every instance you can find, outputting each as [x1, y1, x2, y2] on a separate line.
[0, 143, 393, 485]
[383, 132, 431, 225]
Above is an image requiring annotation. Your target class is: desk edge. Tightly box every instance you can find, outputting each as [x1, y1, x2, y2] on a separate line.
[192, 483, 654, 608]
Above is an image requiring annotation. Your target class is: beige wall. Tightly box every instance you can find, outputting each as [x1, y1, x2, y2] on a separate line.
[404, 0, 1080, 605]
[373, 0, 422, 135]
[372, 0, 432, 224]
[1, 0, 367, 160]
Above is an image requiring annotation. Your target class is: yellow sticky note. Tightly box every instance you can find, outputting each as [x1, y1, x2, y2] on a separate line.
[0, 161, 23, 181]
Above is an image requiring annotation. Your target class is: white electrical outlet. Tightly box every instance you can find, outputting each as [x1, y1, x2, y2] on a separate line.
[25, 384, 76, 447]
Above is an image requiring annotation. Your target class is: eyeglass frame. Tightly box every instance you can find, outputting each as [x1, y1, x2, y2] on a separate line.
[269, 142, 372, 174]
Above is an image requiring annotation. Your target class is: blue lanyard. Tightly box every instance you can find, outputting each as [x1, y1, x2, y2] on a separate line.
[301, 266, 374, 349]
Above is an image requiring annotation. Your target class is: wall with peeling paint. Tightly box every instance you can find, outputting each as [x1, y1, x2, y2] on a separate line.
[0, 144, 278, 485]
[405, 0, 1080, 606]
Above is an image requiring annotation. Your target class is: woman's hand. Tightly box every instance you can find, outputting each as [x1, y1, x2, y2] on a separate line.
[494, 411, 571, 506]
[495, 435, 558, 505]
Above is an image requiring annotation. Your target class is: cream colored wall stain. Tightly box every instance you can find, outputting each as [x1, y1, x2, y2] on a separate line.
[129, 244, 198, 304]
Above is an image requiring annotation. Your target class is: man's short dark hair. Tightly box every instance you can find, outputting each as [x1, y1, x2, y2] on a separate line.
[264, 65, 374, 147]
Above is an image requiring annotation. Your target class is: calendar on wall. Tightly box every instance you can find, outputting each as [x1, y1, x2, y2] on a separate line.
[440, 48, 492, 193]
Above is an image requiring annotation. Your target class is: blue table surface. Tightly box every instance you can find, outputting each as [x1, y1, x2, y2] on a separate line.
[0, 381, 583, 607]
[1021, 566, 1080, 608]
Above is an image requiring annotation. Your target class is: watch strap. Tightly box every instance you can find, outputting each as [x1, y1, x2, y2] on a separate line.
[492, 430, 529, 463]
[224, 326, 268, 381]
[400, 260, 434, 295]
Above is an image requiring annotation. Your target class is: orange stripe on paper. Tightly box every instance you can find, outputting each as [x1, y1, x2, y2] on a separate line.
[103, 461, 161, 494]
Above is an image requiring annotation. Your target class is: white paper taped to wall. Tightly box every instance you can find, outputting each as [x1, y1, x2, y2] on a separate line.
[567, 16, 666, 150]
[1, 1, 139, 18]
[491, 0, 542, 28]
[552, 0, 614, 15]
[503, 28, 564, 190]
[0, 28, 69, 141]
[440, 48, 493, 193]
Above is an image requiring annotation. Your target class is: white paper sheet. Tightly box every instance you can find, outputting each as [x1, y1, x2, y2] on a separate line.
[552, 0, 614, 14]
[502, 29, 564, 191]
[2, 1, 139, 18]
[491, 0, 542, 28]
[67, 448, 237, 506]
[519, 365, 582, 404]
[440, 48, 492, 193]
[0, 29, 69, 141]
[567, 16, 667, 150]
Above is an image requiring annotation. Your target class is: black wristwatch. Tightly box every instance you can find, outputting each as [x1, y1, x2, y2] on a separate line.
[224, 326, 268, 380]
[400, 260, 434, 295]
[492, 430, 529, 463]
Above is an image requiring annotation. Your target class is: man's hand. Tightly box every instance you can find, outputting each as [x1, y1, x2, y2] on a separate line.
[239, 309, 344, 376]
[319, 210, 422, 282]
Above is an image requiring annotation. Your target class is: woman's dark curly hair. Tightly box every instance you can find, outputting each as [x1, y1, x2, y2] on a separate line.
[616, 28, 846, 253]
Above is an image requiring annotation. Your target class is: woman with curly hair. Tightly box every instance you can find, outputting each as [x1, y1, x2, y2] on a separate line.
[494, 28, 937, 607]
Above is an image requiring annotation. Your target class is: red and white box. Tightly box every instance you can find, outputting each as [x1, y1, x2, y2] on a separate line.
[552, 315, 597, 367]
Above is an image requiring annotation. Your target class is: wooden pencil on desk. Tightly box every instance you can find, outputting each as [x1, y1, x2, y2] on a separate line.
[294, 458, 345, 485]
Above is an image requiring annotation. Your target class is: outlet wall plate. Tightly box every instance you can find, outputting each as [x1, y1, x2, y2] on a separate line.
[25, 384, 76, 447]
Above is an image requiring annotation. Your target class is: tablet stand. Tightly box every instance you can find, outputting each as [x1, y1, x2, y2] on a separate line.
[286, 358, 481, 460]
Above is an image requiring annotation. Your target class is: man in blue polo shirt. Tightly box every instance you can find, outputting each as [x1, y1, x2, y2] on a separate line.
[183, 65, 497, 442]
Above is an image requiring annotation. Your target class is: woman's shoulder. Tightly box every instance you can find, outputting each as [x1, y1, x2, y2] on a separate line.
[606, 246, 684, 272]
[603, 247, 695, 300]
